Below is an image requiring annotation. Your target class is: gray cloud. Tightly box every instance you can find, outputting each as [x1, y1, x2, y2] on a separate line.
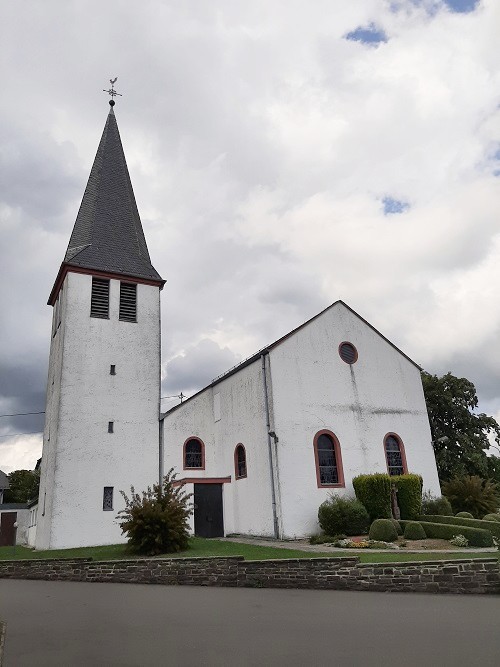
[1, 0, 500, 472]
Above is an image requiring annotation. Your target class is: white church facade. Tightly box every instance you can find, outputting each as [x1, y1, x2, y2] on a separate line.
[34, 101, 441, 550]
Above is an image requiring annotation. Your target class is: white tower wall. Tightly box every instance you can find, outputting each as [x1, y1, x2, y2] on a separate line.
[36, 271, 161, 549]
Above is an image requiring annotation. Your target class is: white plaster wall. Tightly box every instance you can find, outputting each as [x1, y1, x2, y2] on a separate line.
[0, 509, 30, 545]
[37, 272, 161, 549]
[162, 360, 275, 537]
[269, 302, 441, 538]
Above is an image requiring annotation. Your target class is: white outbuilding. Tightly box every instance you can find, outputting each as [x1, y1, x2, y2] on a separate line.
[34, 100, 441, 549]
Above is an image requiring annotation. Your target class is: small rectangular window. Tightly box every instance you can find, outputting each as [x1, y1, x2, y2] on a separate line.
[103, 487, 113, 511]
[108, 421, 114, 433]
[90, 278, 110, 318]
[119, 282, 137, 322]
[110, 365, 116, 375]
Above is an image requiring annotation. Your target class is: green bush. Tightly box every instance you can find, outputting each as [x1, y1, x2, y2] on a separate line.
[442, 476, 500, 518]
[391, 518, 403, 535]
[456, 511, 474, 519]
[482, 513, 500, 523]
[353, 474, 392, 521]
[400, 520, 494, 547]
[368, 519, 398, 542]
[403, 521, 426, 540]
[421, 491, 453, 516]
[118, 468, 193, 556]
[318, 495, 369, 537]
[392, 474, 423, 519]
[417, 514, 500, 540]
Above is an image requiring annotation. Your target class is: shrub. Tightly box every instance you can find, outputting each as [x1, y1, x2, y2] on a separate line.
[421, 491, 453, 516]
[309, 534, 346, 545]
[403, 521, 426, 540]
[368, 519, 398, 542]
[417, 514, 500, 540]
[449, 534, 469, 547]
[318, 495, 369, 537]
[353, 474, 392, 521]
[392, 474, 422, 520]
[456, 511, 474, 519]
[118, 468, 193, 555]
[399, 520, 494, 547]
[483, 513, 500, 523]
[391, 518, 403, 535]
[442, 476, 500, 518]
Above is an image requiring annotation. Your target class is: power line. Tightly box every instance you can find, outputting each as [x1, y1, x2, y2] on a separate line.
[0, 411, 45, 418]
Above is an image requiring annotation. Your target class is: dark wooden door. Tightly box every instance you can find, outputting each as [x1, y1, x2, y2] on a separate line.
[194, 484, 224, 538]
[0, 512, 17, 547]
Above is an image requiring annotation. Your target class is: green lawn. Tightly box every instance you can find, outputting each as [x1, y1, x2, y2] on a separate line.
[0, 539, 498, 563]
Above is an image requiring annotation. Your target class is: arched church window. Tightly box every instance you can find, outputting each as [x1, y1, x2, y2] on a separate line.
[235, 444, 247, 479]
[313, 430, 345, 488]
[183, 437, 205, 470]
[384, 434, 407, 476]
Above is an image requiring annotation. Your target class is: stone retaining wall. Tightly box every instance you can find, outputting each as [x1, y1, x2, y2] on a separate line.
[0, 556, 498, 594]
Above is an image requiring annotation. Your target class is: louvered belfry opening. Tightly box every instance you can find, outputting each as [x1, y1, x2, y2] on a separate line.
[90, 278, 110, 318]
[119, 282, 137, 322]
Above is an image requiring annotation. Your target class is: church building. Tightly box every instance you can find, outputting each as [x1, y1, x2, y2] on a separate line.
[34, 100, 441, 550]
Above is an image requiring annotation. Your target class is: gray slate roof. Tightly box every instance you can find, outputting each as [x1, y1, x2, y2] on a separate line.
[63, 107, 163, 283]
[0, 470, 9, 490]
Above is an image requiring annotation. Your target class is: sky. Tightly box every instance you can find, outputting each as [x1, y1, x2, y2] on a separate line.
[1, 0, 499, 473]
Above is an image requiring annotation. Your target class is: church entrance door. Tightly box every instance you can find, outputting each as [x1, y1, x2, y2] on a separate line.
[194, 484, 224, 538]
[0, 512, 17, 546]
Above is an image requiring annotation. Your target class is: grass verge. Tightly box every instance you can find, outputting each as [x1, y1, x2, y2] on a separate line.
[0, 539, 498, 563]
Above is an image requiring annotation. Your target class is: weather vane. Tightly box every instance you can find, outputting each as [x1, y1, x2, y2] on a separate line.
[103, 77, 122, 106]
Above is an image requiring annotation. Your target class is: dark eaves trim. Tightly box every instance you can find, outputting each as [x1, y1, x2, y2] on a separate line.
[48, 263, 166, 306]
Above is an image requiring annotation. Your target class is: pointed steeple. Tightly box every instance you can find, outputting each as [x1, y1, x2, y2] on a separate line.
[49, 104, 164, 303]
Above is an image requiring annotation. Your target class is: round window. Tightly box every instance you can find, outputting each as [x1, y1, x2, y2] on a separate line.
[339, 342, 358, 364]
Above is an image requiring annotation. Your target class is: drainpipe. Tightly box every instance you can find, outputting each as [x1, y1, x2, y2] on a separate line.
[159, 416, 164, 487]
[261, 353, 279, 539]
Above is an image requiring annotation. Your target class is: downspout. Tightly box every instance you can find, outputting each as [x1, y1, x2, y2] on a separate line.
[159, 416, 164, 486]
[261, 353, 279, 539]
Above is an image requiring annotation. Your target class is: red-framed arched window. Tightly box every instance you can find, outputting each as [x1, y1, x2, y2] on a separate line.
[234, 444, 247, 480]
[313, 430, 345, 488]
[183, 437, 205, 470]
[384, 433, 408, 476]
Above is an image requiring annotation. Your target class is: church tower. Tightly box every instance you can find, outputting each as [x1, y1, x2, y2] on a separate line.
[36, 99, 164, 549]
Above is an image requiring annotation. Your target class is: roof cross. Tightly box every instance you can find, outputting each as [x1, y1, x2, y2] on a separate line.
[103, 78, 122, 106]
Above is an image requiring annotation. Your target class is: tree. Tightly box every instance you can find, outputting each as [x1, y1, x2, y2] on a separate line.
[3, 469, 40, 503]
[118, 468, 193, 555]
[422, 371, 500, 483]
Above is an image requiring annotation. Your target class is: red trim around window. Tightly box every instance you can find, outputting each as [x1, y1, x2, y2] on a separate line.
[313, 429, 345, 488]
[183, 436, 205, 470]
[383, 432, 408, 475]
[234, 444, 247, 480]
[173, 476, 231, 487]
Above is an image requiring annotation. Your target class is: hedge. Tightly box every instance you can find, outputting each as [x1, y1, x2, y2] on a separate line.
[353, 474, 392, 521]
[369, 519, 398, 542]
[400, 520, 494, 547]
[419, 515, 500, 540]
[392, 474, 423, 520]
[403, 521, 426, 540]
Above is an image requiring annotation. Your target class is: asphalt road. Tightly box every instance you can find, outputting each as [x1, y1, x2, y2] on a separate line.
[1, 580, 499, 666]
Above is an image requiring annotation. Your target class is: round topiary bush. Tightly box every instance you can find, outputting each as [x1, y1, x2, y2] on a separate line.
[403, 521, 426, 540]
[368, 518, 398, 542]
[482, 513, 500, 522]
[456, 511, 474, 519]
[391, 518, 403, 535]
[318, 495, 370, 537]
[421, 492, 453, 516]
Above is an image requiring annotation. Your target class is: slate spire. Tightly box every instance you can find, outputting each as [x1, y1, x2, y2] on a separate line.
[50, 104, 163, 302]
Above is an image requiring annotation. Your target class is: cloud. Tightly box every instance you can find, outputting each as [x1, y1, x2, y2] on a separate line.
[1, 0, 500, 470]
